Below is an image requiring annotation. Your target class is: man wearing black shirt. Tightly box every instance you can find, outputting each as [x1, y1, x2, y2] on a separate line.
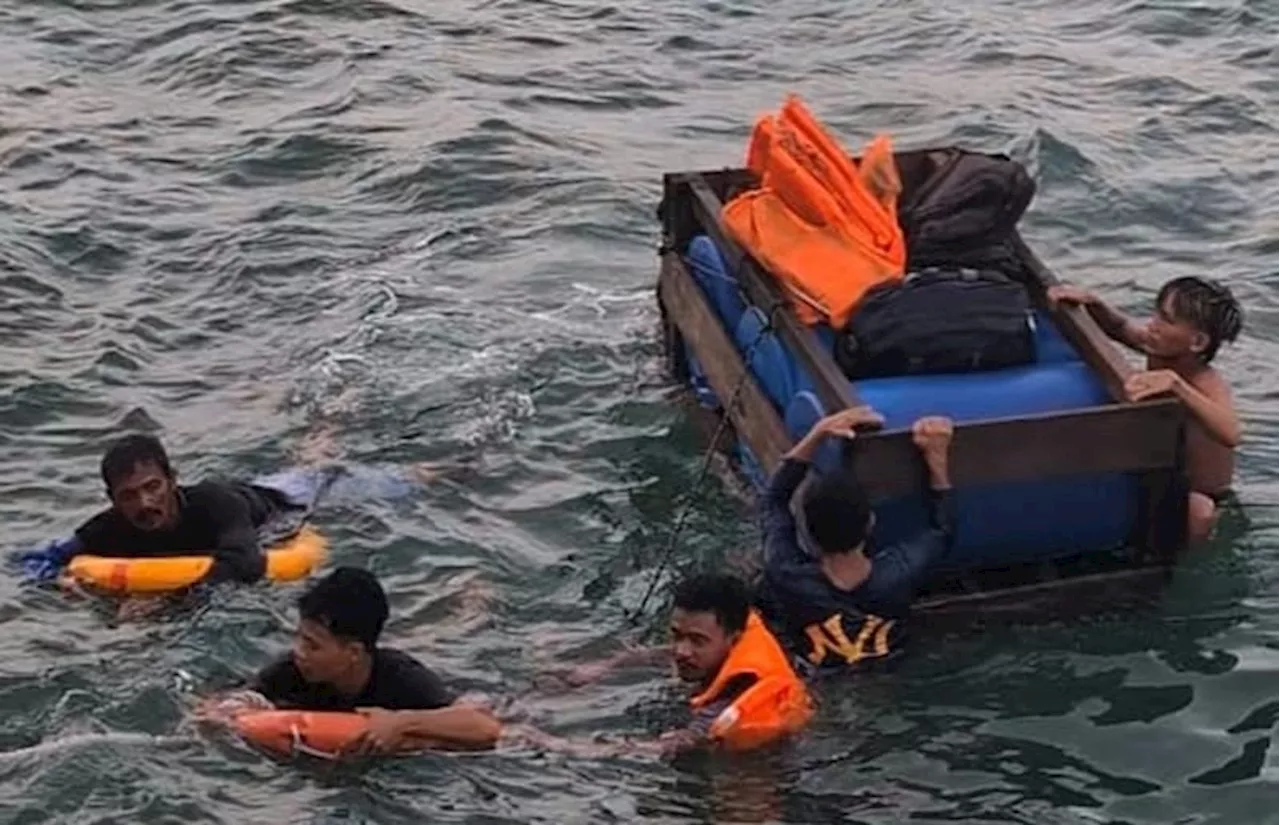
[757, 406, 957, 672]
[199, 567, 500, 754]
[73, 434, 287, 585]
[25, 434, 302, 621]
[18, 432, 465, 620]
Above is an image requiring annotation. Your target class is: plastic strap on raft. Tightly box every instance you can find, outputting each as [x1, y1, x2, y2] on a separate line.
[289, 722, 341, 761]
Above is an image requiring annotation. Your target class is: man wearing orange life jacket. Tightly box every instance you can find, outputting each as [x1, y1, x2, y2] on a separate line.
[547, 573, 813, 757]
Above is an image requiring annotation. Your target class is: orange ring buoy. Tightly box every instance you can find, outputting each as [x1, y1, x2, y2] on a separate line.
[231, 710, 423, 759]
[61, 526, 327, 594]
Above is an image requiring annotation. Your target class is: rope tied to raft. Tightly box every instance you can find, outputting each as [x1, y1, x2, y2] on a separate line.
[627, 289, 790, 626]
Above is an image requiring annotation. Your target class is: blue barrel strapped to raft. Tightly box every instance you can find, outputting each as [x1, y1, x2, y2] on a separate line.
[683, 233, 1140, 573]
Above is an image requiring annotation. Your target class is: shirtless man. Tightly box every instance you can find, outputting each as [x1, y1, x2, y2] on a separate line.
[1048, 276, 1244, 544]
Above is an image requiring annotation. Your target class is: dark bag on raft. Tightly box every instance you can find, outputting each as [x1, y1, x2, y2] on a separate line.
[834, 267, 1036, 380]
[897, 148, 1036, 272]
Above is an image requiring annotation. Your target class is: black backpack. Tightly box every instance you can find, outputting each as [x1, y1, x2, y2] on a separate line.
[898, 149, 1036, 272]
[835, 267, 1036, 380]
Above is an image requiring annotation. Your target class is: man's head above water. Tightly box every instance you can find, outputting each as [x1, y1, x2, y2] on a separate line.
[291, 567, 389, 688]
[802, 470, 874, 557]
[669, 573, 751, 686]
[100, 433, 180, 532]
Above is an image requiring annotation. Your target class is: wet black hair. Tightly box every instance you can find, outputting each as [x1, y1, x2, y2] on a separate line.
[1157, 276, 1243, 363]
[802, 471, 873, 555]
[672, 573, 750, 634]
[100, 433, 174, 492]
[298, 567, 389, 651]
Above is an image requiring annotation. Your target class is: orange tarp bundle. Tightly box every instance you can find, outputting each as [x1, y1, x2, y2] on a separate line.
[722, 96, 906, 329]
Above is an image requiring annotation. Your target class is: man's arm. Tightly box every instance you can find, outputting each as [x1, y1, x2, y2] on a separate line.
[378, 704, 503, 751]
[196, 484, 268, 584]
[1176, 372, 1241, 448]
[573, 675, 758, 759]
[864, 489, 957, 605]
[18, 535, 84, 583]
[762, 406, 885, 566]
[1127, 369, 1241, 448]
[190, 659, 291, 728]
[513, 675, 756, 760]
[1047, 285, 1149, 352]
[863, 418, 956, 605]
[348, 654, 501, 752]
[547, 643, 671, 688]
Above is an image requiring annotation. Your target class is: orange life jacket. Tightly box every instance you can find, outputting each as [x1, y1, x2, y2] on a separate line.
[689, 610, 814, 752]
[723, 95, 906, 329]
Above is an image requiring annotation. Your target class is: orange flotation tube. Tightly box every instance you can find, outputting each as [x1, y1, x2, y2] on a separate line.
[61, 526, 327, 594]
[231, 710, 421, 759]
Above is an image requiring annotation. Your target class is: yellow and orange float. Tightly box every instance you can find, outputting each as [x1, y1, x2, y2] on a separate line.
[60, 526, 327, 594]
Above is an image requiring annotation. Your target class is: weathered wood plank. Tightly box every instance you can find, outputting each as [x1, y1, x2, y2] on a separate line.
[848, 398, 1185, 500]
[684, 177, 859, 416]
[1012, 233, 1137, 403]
[657, 253, 791, 474]
[914, 565, 1172, 624]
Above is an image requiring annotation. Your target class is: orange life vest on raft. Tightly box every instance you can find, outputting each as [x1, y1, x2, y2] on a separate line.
[688, 610, 814, 752]
[722, 95, 906, 330]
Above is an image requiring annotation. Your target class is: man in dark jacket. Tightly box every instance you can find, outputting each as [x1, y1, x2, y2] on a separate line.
[757, 406, 956, 672]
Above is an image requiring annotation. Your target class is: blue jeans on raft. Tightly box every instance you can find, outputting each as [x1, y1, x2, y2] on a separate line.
[252, 464, 418, 513]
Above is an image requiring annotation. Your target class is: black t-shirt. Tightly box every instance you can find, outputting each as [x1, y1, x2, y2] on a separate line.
[250, 648, 457, 711]
[73, 479, 287, 584]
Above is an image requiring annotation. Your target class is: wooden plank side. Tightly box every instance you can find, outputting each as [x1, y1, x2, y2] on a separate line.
[1012, 232, 1136, 402]
[657, 253, 791, 474]
[914, 565, 1172, 624]
[848, 398, 1184, 500]
[684, 177, 860, 415]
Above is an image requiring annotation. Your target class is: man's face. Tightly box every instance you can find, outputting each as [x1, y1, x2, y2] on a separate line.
[670, 608, 738, 686]
[291, 618, 363, 686]
[108, 461, 179, 532]
[1144, 293, 1207, 359]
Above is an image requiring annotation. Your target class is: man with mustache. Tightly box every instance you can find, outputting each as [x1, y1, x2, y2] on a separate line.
[20, 434, 302, 620]
[18, 432, 459, 620]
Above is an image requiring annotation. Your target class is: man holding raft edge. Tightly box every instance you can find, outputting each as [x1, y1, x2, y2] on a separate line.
[195, 567, 501, 756]
[754, 406, 957, 674]
[1047, 275, 1243, 544]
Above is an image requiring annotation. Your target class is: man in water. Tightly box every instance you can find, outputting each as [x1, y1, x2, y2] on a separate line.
[1048, 276, 1244, 543]
[16, 432, 457, 620]
[542, 573, 813, 758]
[755, 406, 956, 673]
[195, 566, 501, 755]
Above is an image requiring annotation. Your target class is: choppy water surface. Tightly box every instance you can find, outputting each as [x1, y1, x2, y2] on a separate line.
[0, 0, 1275, 822]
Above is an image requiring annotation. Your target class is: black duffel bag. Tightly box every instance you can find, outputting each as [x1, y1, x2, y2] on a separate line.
[834, 267, 1037, 380]
[898, 148, 1036, 273]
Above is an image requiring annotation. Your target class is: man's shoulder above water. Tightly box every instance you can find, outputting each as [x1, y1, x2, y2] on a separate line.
[251, 646, 456, 712]
[73, 477, 277, 556]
